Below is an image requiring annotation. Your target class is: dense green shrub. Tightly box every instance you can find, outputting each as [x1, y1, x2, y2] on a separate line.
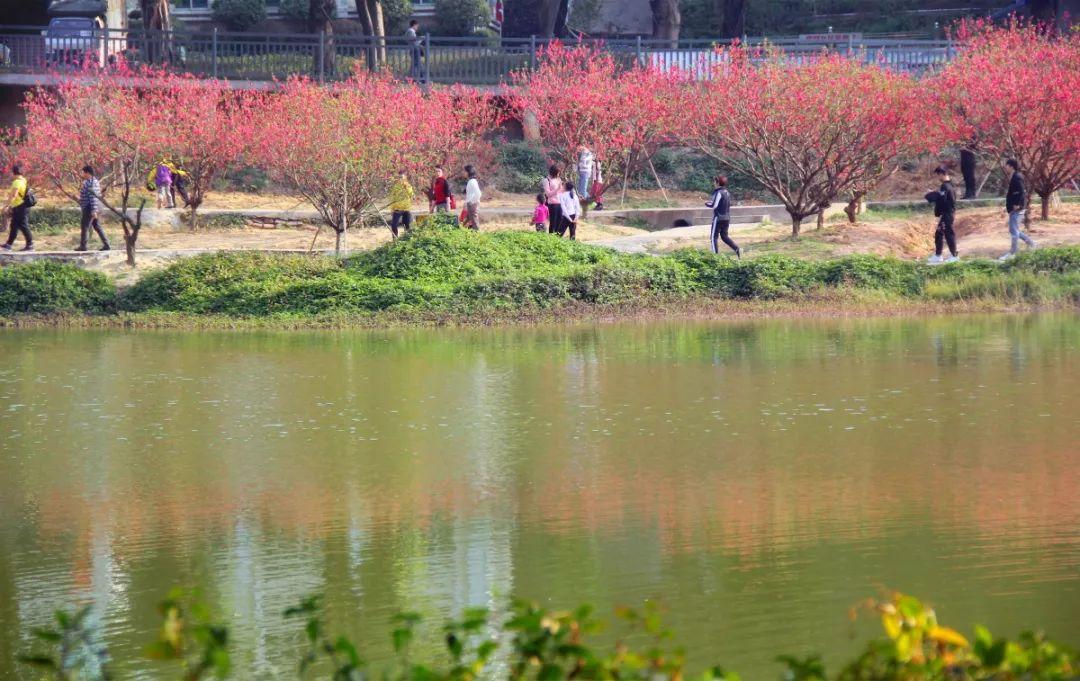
[55, 237, 1080, 319]
[1007, 246, 1080, 274]
[432, 0, 490, 36]
[817, 255, 922, 296]
[212, 0, 267, 32]
[0, 261, 114, 315]
[382, 0, 415, 35]
[495, 141, 547, 194]
[720, 255, 821, 299]
[347, 228, 613, 281]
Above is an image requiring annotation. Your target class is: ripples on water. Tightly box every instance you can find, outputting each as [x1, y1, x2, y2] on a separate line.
[0, 314, 1077, 678]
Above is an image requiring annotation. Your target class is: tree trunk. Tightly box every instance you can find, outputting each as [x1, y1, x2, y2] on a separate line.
[371, 0, 387, 64]
[124, 232, 137, 266]
[356, 0, 378, 69]
[649, 0, 681, 46]
[141, 0, 172, 65]
[310, 0, 336, 75]
[1040, 192, 1051, 220]
[844, 191, 866, 224]
[816, 209, 824, 230]
[715, 0, 745, 39]
[335, 228, 343, 255]
[791, 215, 802, 239]
[959, 148, 977, 199]
[538, 0, 559, 38]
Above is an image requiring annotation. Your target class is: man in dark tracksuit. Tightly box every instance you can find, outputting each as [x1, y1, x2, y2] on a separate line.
[928, 167, 958, 263]
[706, 175, 740, 257]
[77, 166, 110, 251]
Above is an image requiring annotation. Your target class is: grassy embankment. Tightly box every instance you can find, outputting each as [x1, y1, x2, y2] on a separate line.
[1, 225, 1078, 329]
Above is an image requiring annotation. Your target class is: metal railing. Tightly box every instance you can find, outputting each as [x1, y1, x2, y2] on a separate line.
[0, 25, 956, 86]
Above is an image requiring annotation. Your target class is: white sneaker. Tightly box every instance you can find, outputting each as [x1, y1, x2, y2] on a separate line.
[927, 254, 943, 264]
[999, 253, 1015, 261]
[1028, 241, 1038, 250]
[945, 255, 960, 263]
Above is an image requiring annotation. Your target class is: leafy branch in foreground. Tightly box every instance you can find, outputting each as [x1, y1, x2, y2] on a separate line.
[17, 590, 1078, 680]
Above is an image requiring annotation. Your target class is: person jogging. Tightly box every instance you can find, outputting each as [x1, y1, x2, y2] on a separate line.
[927, 166, 959, 264]
[2, 165, 33, 252]
[706, 175, 739, 257]
[557, 181, 581, 240]
[77, 165, 110, 251]
[1000, 158, 1036, 260]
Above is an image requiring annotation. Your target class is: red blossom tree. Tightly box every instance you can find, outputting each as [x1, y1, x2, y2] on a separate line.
[934, 20, 1080, 220]
[255, 73, 494, 254]
[20, 74, 163, 265]
[151, 73, 257, 230]
[512, 43, 684, 203]
[683, 48, 926, 238]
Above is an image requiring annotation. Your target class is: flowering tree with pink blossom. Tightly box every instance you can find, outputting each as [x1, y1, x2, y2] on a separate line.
[21, 75, 162, 264]
[934, 20, 1080, 220]
[683, 48, 926, 238]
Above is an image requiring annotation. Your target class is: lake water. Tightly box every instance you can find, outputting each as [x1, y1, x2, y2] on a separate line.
[1, 315, 1078, 679]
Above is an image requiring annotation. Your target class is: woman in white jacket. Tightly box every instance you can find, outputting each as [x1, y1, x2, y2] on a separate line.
[463, 165, 482, 230]
[557, 181, 582, 240]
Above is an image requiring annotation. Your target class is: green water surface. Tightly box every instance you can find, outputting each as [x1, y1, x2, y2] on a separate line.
[0, 314, 1077, 678]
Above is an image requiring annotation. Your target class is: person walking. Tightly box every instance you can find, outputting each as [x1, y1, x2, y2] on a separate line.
[406, 20, 423, 82]
[1000, 158, 1036, 260]
[463, 165, 481, 231]
[706, 175, 739, 257]
[542, 165, 563, 235]
[2, 164, 32, 251]
[558, 180, 581, 240]
[388, 169, 414, 238]
[591, 160, 606, 211]
[153, 159, 173, 209]
[429, 167, 453, 213]
[531, 193, 549, 233]
[166, 159, 191, 208]
[77, 165, 110, 252]
[926, 167, 958, 264]
[576, 145, 594, 203]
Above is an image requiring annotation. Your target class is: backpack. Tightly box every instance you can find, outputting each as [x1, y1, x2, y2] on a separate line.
[22, 188, 36, 208]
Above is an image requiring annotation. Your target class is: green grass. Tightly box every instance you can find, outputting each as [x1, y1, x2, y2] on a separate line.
[2, 226, 1077, 320]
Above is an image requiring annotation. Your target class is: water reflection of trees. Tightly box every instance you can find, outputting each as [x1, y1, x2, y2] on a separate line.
[0, 315, 1077, 676]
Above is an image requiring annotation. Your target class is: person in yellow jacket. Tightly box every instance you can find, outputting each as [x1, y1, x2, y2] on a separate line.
[387, 170, 414, 238]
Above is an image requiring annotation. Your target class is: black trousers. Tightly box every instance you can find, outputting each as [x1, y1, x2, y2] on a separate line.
[390, 210, 412, 237]
[710, 217, 738, 254]
[547, 203, 562, 234]
[171, 179, 190, 207]
[80, 207, 109, 249]
[5, 206, 31, 246]
[935, 213, 957, 256]
[561, 215, 577, 240]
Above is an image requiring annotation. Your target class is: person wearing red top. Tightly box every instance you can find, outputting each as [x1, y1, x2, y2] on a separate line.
[429, 167, 453, 213]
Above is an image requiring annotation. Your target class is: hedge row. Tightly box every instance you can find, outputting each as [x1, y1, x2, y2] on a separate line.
[1, 229, 1078, 317]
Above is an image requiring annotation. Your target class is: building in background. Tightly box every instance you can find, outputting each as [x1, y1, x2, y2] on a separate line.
[170, 0, 503, 32]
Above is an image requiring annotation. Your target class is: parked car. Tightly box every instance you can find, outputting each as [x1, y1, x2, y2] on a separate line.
[42, 16, 121, 68]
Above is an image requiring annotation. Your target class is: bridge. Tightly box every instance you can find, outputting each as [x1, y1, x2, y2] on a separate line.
[0, 25, 955, 88]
